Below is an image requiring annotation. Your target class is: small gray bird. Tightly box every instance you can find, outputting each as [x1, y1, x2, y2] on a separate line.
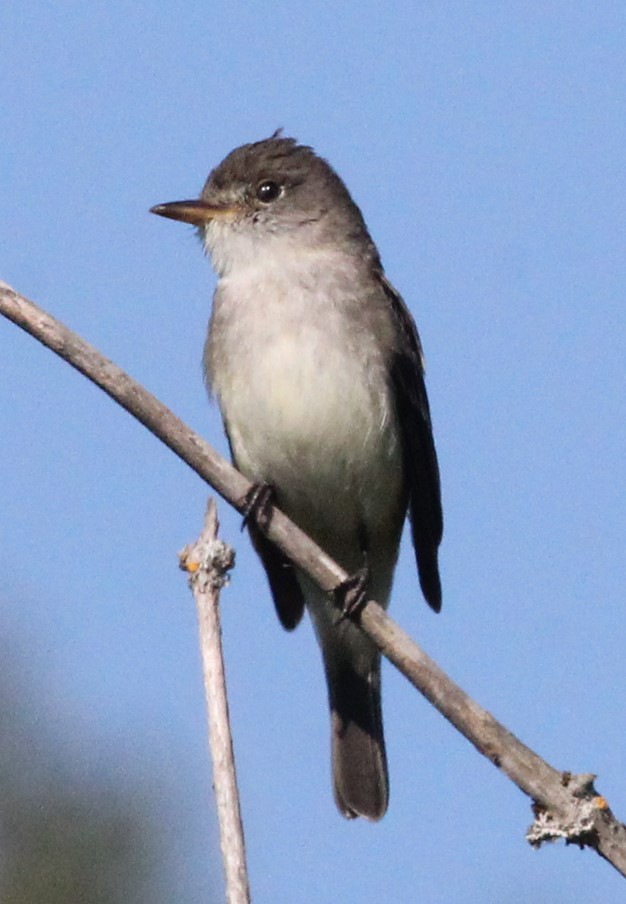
[151, 135, 443, 821]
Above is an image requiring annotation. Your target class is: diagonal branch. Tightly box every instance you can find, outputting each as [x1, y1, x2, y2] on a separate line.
[2, 280, 626, 878]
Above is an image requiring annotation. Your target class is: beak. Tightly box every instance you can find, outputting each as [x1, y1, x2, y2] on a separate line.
[149, 199, 237, 225]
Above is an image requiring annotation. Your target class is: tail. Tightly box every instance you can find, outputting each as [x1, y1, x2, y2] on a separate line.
[297, 547, 397, 821]
[325, 648, 388, 821]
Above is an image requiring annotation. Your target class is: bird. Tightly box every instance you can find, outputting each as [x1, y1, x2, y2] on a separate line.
[151, 134, 443, 821]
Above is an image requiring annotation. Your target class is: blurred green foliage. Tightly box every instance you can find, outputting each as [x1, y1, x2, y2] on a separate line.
[0, 650, 175, 904]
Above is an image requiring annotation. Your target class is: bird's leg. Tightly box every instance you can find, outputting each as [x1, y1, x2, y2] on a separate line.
[240, 482, 275, 532]
[334, 552, 370, 622]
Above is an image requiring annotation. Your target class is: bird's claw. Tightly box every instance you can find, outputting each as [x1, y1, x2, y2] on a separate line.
[240, 482, 275, 532]
[334, 566, 370, 622]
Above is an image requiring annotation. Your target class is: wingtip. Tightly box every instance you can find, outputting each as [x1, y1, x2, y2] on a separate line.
[418, 553, 442, 612]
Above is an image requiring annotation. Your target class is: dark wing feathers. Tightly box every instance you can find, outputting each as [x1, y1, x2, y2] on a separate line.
[379, 274, 443, 612]
[248, 524, 305, 630]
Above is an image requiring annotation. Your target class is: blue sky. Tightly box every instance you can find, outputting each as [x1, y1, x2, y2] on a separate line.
[2, 2, 625, 901]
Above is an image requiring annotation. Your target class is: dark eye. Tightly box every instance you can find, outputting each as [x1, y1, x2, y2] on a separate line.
[255, 180, 281, 203]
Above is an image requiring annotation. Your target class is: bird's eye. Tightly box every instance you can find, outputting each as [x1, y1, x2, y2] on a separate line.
[255, 180, 282, 203]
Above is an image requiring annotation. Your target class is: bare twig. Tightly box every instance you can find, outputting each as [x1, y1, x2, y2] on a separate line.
[2, 280, 626, 877]
[179, 499, 249, 904]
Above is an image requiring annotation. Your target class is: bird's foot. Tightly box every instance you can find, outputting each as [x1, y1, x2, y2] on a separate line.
[240, 482, 275, 532]
[334, 565, 370, 622]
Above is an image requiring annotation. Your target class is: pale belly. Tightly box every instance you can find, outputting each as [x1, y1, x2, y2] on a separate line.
[214, 329, 406, 567]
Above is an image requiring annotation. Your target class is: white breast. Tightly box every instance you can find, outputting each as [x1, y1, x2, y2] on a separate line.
[205, 239, 404, 544]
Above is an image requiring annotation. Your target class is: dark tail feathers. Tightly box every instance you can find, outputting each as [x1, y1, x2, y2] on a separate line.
[326, 654, 388, 821]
